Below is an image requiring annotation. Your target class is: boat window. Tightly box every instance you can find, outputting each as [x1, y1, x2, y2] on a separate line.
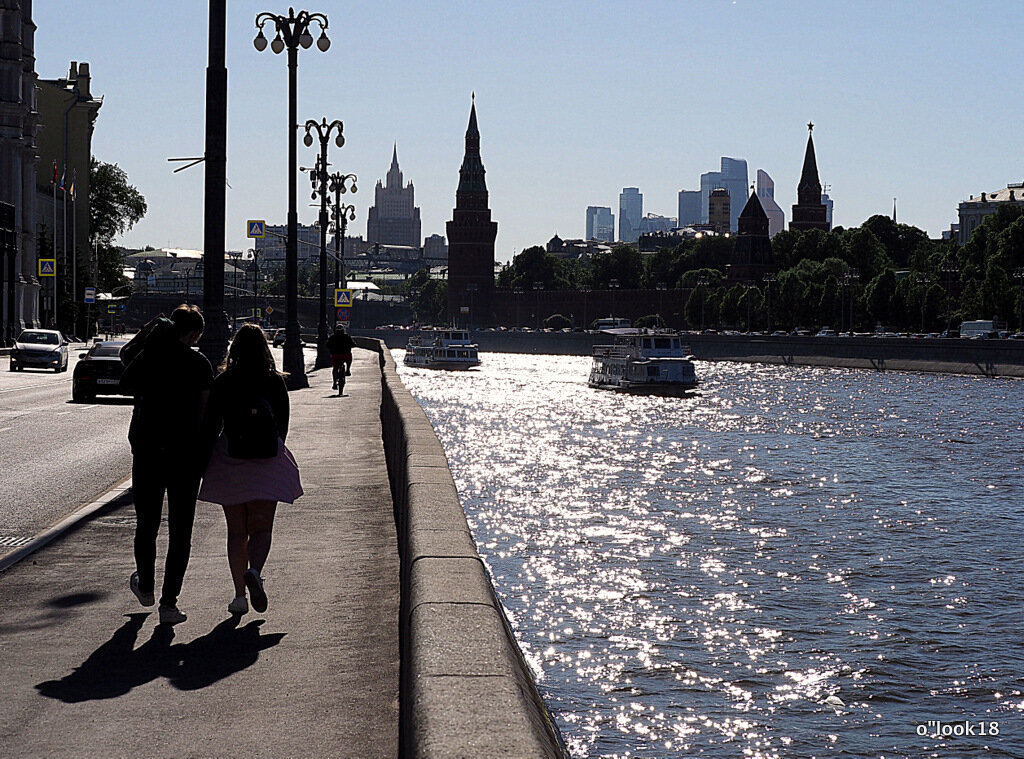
[647, 365, 660, 377]
[654, 338, 671, 349]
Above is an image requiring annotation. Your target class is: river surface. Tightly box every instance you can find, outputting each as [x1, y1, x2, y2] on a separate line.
[393, 350, 1024, 758]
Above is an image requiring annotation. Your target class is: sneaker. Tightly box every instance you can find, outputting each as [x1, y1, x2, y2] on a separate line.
[129, 572, 155, 607]
[158, 604, 187, 625]
[228, 596, 249, 616]
[332, 381, 338, 389]
[244, 568, 268, 613]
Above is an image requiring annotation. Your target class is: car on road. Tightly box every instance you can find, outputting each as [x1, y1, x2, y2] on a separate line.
[9, 329, 69, 372]
[72, 340, 127, 402]
[271, 328, 285, 347]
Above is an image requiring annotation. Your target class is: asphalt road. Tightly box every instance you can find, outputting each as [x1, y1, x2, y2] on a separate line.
[0, 347, 134, 558]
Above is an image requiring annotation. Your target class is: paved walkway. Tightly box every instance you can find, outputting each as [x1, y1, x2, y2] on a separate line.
[0, 348, 401, 758]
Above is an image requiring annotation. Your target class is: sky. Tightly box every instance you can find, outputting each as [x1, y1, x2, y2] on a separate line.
[32, 1, 1024, 264]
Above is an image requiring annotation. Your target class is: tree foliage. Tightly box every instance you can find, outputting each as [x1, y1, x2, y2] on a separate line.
[89, 157, 147, 291]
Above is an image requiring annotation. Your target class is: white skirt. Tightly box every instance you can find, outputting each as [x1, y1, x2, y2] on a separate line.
[199, 433, 304, 506]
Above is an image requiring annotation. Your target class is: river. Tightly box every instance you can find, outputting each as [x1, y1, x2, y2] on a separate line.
[394, 350, 1024, 758]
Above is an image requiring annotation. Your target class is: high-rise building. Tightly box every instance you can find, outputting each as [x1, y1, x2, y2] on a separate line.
[756, 170, 785, 237]
[821, 191, 834, 227]
[423, 234, 448, 264]
[708, 188, 731, 234]
[638, 214, 677, 235]
[700, 157, 748, 232]
[447, 97, 497, 324]
[367, 144, 421, 248]
[586, 206, 615, 242]
[791, 123, 830, 232]
[619, 188, 642, 243]
[677, 190, 701, 226]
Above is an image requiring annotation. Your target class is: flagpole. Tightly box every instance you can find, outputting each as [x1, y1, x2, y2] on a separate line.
[52, 164, 57, 329]
[62, 172, 67, 334]
[72, 178, 77, 337]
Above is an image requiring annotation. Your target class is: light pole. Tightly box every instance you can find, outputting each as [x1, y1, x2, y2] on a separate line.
[328, 170, 357, 330]
[656, 282, 667, 328]
[609, 278, 620, 319]
[533, 281, 543, 330]
[254, 7, 331, 389]
[744, 282, 755, 333]
[942, 262, 958, 335]
[1014, 268, 1024, 333]
[303, 117, 345, 368]
[918, 273, 933, 334]
[514, 287, 523, 327]
[697, 276, 709, 331]
[466, 283, 478, 331]
[249, 247, 260, 324]
[842, 268, 859, 334]
[763, 273, 776, 334]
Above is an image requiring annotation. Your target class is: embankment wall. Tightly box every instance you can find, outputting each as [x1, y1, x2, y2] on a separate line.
[354, 336, 567, 758]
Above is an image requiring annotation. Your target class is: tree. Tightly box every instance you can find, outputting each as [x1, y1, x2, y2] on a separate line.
[89, 157, 147, 291]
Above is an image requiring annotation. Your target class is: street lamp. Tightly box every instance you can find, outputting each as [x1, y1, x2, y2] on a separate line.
[656, 282, 667, 328]
[696, 276, 709, 331]
[1014, 268, 1024, 333]
[303, 117, 345, 369]
[942, 262, 958, 335]
[763, 273, 776, 334]
[328, 170, 357, 328]
[533, 281, 544, 330]
[917, 273, 933, 334]
[514, 287, 523, 328]
[609, 277, 620, 319]
[254, 7, 331, 389]
[249, 247, 261, 324]
[466, 283, 478, 331]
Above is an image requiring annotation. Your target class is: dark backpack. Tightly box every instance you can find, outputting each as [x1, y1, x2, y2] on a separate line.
[226, 390, 279, 459]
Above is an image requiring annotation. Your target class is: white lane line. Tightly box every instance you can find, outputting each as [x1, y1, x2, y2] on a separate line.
[56, 410, 73, 416]
[0, 426, 10, 433]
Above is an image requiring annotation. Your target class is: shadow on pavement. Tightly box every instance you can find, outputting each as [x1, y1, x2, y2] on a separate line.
[35, 614, 286, 703]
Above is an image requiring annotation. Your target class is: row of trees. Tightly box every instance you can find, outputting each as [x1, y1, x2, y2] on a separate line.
[484, 209, 1024, 333]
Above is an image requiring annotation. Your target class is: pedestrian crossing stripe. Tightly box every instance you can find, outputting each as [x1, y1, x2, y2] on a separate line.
[247, 219, 266, 238]
[38, 259, 56, 277]
[334, 288, 353, 307]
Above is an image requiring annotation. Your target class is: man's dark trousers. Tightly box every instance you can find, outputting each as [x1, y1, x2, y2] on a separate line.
[131, 452, 201, 608]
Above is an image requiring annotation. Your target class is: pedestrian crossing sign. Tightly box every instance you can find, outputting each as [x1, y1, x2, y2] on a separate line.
[334, 288, 353, 307]
[39, 259, 56, 277]
[247, 220, 266, 238]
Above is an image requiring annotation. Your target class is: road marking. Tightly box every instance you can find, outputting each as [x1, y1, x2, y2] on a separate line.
[0, 427, 10, 434]
[0, 536, 32, 547]
[0, 379, 73, 395]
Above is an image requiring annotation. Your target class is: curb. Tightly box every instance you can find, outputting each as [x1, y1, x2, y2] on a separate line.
[0, 478, 133, 574]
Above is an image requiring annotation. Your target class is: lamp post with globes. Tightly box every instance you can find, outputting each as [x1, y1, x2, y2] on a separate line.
[303, 117, 344, 368]
[254, 7, 331, 388]
[328, 170, 357, 312]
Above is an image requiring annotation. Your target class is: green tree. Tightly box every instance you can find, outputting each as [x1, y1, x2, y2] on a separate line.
[89, 157, 147, 291]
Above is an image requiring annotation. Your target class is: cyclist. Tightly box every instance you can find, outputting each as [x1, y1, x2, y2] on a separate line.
[327, 324, 354, 394]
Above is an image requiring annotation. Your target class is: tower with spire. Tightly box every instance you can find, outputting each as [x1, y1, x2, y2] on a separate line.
[367, 143, 421, 248]
[732, 186, 774, 280]
[446, 95, 497, 325]
[790, 123, 830, 233]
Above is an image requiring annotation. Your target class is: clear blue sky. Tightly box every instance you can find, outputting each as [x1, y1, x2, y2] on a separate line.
[33, 1, 1024, 263]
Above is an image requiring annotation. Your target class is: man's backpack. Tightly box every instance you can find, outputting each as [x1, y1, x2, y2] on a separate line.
[226, 390, 279, 459]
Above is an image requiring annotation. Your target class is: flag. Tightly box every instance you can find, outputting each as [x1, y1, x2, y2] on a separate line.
[59, 169, 66, 192]
[51, 161, 58, 185]
[69, 170, 76, 201]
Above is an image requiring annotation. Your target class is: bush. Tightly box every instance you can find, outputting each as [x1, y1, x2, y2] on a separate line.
[634, 314, 665, 329]
[543, 313, 573, 330]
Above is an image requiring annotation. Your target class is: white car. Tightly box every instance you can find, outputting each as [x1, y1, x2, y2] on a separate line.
[9, 329, 69, 372]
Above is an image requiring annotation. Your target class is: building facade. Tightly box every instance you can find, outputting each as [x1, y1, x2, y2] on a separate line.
[677, 189, 701, 226]
[586, 205, 614, 242]
[423, 233, 448, 265]
[0, 1, 38, 341]
[756, 169, 785, 237]
[637, 213, 677, 236]
[366, 144, 421, 248]
[708, 188, 731, 234]
[254, 223, 321, 268]
[790, 124, 830, 232]
[953, 183, 1024, 245]
[618, 187, 642, 243]
[447, 97, 497, 324]
[700, 157, 748, 232]
[732, 190, 774, 281]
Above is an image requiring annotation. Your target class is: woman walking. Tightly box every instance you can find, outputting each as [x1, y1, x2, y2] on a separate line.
[200, 324, 303, 615]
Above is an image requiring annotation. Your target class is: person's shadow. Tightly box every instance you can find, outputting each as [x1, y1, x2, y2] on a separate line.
[36, 615, 285, 702]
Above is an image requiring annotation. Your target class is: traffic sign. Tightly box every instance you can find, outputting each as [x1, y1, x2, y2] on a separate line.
[247, 219, 266, 238]
[265, 306, 274, 315]
[252, 307, 262, 318]
[84, 287, 96, 304]
[39, 259, 56, 277]
[334, 288, 353, 307]
[336, 307, 350, 321]
[107, 304, 117, 314]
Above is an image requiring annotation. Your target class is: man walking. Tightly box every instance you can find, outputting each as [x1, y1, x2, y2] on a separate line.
[119, 305, 214, 624]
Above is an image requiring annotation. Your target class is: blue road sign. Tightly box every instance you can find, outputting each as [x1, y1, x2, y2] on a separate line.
[38, 259, 56, 277]
[84, 287, 96, 304]
[247, 220, 266, 238]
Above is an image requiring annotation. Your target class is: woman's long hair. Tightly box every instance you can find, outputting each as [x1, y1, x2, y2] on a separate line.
[220, 324, 278, 376]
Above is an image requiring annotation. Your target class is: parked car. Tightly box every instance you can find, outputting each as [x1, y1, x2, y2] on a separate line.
[72, 340, 127, 402]
[271, 328, 285, 347]
[9, 329, 69, 372]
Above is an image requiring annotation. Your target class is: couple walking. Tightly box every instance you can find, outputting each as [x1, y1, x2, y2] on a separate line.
[120, 305, 303, 624]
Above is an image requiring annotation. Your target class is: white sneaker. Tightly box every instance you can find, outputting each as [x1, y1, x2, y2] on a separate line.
[228, 596, 249, 616]
[158, 604, 187, 625]
[129, 572, 155, 607]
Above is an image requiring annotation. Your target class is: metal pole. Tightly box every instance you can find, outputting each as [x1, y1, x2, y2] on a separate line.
[317, 148, 330, 368]
[284, 43, 306, 387]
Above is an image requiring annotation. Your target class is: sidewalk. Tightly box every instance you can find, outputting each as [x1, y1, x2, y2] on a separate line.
[0, 348, 400, 758]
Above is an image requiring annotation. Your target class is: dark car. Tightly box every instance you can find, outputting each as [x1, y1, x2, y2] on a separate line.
[72, 340, 127, 402]
[9, 329, 69, 372]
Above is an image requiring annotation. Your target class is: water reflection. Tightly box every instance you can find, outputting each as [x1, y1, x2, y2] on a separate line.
[397, 351, 1024, 758]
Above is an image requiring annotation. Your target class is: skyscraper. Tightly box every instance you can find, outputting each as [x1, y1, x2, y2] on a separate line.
[790, 123, 830, 232]
[700, 157, 748, 232]
[619, 188, 642, 243]
[677, 190, 701, 226]
[708, 188, 731, 234]
[756, 170, 785, 237]
[586, 206, 615, 242]
[367, 144, 421, 248]
[447, 96, 497, 324]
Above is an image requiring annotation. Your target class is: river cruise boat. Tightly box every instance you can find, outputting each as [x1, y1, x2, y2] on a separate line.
[403, 328, 481, 370]
[588, 330, 698, 395]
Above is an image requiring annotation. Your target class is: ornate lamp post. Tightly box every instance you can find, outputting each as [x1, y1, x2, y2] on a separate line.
[303, 118, 344, 368]
[328, 170, 357, 329]
[466, 283, 478, 331]
[656, 282, 667, 328]
[762, 273, 776, 334]
[842, 268, 859, 334]
[254, 7, 331, 389]
[917, 273, 933, 334]
[1014, 268, 1024, 333]
[609, 277, 620, 319]
[532, 281, 544, 330]
[942, 262, 958, 335]
[514, 287, 523, 328]
[696, 276, 709, 331]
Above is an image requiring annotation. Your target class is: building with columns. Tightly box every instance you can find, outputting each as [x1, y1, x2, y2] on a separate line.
[0, 0, 38, 342]
[447, 96, 497, 325]
[367, 144, 421, 249]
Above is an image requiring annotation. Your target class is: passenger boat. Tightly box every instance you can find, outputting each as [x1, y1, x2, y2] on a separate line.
[588, 330, 698, 395]
[403, 328, 481, 370]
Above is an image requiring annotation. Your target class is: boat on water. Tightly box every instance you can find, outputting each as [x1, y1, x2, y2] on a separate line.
[403, 328, 481, 370]
[588, 330, 699, 395]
